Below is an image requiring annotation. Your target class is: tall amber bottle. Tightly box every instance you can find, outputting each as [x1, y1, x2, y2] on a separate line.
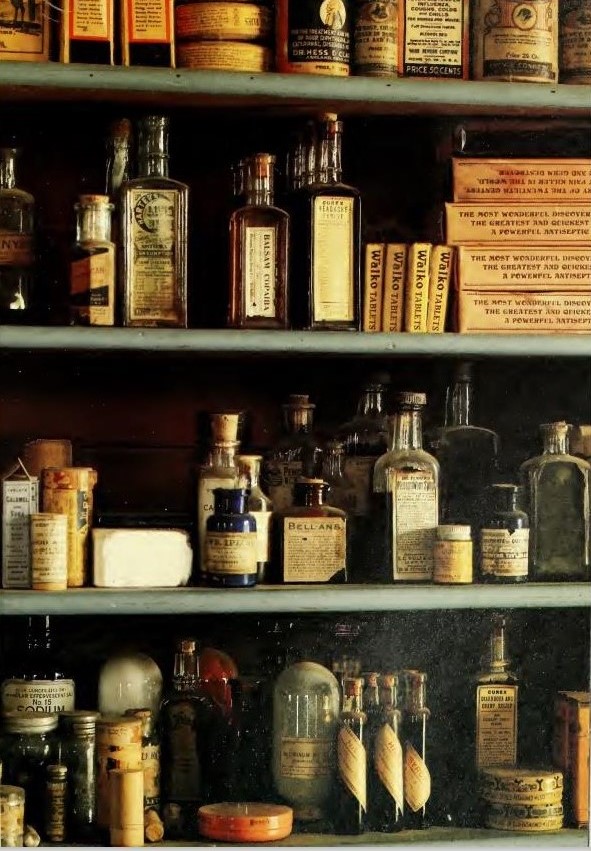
[335, 677, 367, 835]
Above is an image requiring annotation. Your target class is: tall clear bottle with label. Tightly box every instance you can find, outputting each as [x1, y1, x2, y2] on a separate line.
[121, 115, 188, 327]
[228, 153, 290, 329]
[0, 147, 35, 322]
[289, 114, 361, 330]
[336, 677, 367, 835]
[236, 454, 273, 582]
[262, 394, 323, 511]
[402, 671, 431, 830]
[371, 392, 439, 583]
[370, 673, 404, 832]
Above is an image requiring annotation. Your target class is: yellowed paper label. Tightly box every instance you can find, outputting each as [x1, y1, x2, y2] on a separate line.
[249, 509, 271, 563]
[245, 227, 277, 319]
[433, 539, 473, 583]
[70, 247, 115, 325]
[476, 684, 518, 769]
[283, 516, 346, 582]
[404, 242, 431, 332]
[2, 477, 39, 589]
[42, 485, 90, 589]
[128, 0, 171, 41]
[71, 0, 112, 39]
[176, 40, 271, 70]
[456, 246, 591, 291]
[280, 737, 333, 778]
[1, 679, 75, 714]
[142, 743, 161, 806]
[375, 724, 404, 813]
[427, 245, 453, 333]
[362, 242, 384, 331]
[382, 243, 407, 331]
[400, 0, 468, 77]
[30, 514, 68, 588]
[0, 234, 33, 266]
[354, 0, 397, 74]
[445, 202, 591, 245]
[452, 158, 591, 202]
[204, 531, 257, 575]
[0, 0, 50, 60]
[175, 2, 271, 40]
[313, 196, 354, 322]
[481, 528, 529, 577]
[458, 290, 591, 333]
[266, 460, 303, 511]
[343, 456, 375, 516]
[338, 725, 367, 811]
[388, 469, 437, 581]
[404, 742, 431, 811]
[197, 475, 237, 568]
[559, 0, 591, 83]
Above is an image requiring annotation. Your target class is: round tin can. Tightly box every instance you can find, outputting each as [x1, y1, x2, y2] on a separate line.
[471, 0, 559, 83]
[433, 524, 473, 584]
[484, 800, 564, 831]
[30, 513, 68, 591]
[95, 716, 142, 829]
[559, 0, 591, 83]
[275, 0, 351, 75]
[352, 0, 398, 76]
[198, 802, 294, 841]
[175, 3, 272, 42]
[176, 40, 272, 70]
[479, 766, 563, 806]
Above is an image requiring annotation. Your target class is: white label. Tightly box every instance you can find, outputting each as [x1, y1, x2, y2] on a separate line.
[283, 516, 346, 582]
[204, 531, 257, 575]
[1, 679, 75, 714]
[2, 478, 39, 589]
[375, 723, 404, 814]
[476, 684, 518, 769]
[280, 737, 333, 778]
[245, 227, 276, 319]
[481, 528, 529, 577]
[313, 196, 354, 322]
[388, 469, 438, 581]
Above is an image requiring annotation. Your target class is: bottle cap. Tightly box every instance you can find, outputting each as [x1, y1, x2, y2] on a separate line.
[250, 153, 275, 178]
[77, 194, 113, 206]
[59, 710, 100, 735]
[197, 803, 293, 842]
[363, 671, 380, 687]
[540, 421, 571, 438]
[344, 677, 364, 697]
[47, 764, 68, 779]
[437, 524, 472, 541]
[3, 711, 58, 734]
[379, 673, 398, 688]
[283, 394, 315, 410]
[397, 391, 427, 409]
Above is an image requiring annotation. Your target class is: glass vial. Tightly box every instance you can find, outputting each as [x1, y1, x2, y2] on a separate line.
[0, 147, 35, 321]
[480, 484, 529, 583]
[336, 676, 367, 835]
[204, 487, 258, 587]
[236, 454, 273, 582]
[44, 764, 67, 843]
[70, 194, 116, 326]
[370, 673, 404, 831]
[402, 671, 431, 830]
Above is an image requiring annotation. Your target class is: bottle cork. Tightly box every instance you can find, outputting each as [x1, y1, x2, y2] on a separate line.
[23, 440, 73, 477]
[210, 412, 240, 443]
[144, 808, 164, 842]
[109, 769, 145, 847]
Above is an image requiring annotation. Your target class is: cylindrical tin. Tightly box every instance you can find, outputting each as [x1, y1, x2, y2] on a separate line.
[484, 801, 564, 831]
[0, 785, 25, 847]
[109, 768, 145, 847]
[22, 440, 73, 478]
[352, 0, 398, 76]
[95, 717, 142, 829]
[41, 467, 98, 588]
[175, 3, 272, 42]
[471, 0, 559, 83]
[176, 39, 272, 69]
[559, 0, 591, 84]
[30, 513, 68, 591]
[275, 0, 351, 75]
[433, 524, 473, 584]
[479, 766, 563, 806]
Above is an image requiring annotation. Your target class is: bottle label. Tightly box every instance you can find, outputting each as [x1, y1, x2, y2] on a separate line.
[0, 0, 50, 59]
[338, 725, 367, 812]
[204, 531, 258, 575]
[312, 196, 355, 323]
[480, 528, 529, 578]
[163, 701, 202, 801]
[127, 0, 172, 42]
[197, 474, 237, 568]
[0, 233, 33, 267]
[343, 456, 374, 516]
[266, 460, 303, 511]
[42, 482, 90, 589]
[70, 0, 113, 40]
[404, 741, 430, 812]
[143, 742, 161, 807]
[353, 0, 398, 75]
[1, 478, 39, 589]
[284, 0, 350, 73]
[176, 40, 271, 71]
[388, 469, 438, 581]
[46, 779, 66, 841]
[70, 247, 116, 326]
[282, 516, 346, 582]
[249, 509, 272, 563]
[402, 0, 467, 77]
[1, 679, 75, 714]
[244, 227, 277, 319]
[30, 514, 68, 590]
[280, 736, 333, 778]
[175, 2, 271, 40]
[128, 188, 180, 323]
[375, 723, 404, 813]
[559, 0, 591, 82]
[433, 539, 473, 583]
[476, 684, 518, 769]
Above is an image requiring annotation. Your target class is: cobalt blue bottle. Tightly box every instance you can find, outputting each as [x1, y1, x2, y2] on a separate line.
[204, 488, 258, 587]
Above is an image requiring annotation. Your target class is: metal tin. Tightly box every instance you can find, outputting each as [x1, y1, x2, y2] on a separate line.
[175, 3, 272, 42]
[559, 0, 591, 84]
[30, 513, 68, 591]
[176, 40, 272, 70]
[433, 524, 473, 584]
[479, 766, 563, 805]
[198, 802, 294, 841]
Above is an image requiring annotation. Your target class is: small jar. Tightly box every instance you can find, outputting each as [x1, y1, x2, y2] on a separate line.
[59, 710, 100, 842]
[44, 763, 68, 842]
[0, 785, 25, 847]
[204, 487, 258, 587]
[0, 712, 58, 825]
[480, 484, 529, 583]
[433, 525, 473, 584]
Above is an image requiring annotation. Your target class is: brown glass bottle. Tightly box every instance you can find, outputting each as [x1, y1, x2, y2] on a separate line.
[335, 677, 367, 835]
[402, 671, 431, 830]
[289, 114, 361, 331]
[369, 673, 404, 832]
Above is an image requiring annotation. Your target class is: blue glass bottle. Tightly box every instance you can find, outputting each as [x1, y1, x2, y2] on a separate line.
[204, 488, 257, 587]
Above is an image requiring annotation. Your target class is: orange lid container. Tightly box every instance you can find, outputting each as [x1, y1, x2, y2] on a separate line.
[197, 802, 294, 842]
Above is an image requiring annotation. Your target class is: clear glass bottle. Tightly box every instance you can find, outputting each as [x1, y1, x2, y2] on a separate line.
[289, 114, 362, 331]
[335, 676, 367, 835]
[70, 194, 116, 326]
[262, 393, 323, 511]
[370, 673, 404, 832]
[236, 454, 273, 582]
[228, 153, 290, 329]
[272, 477, 348, 584]
[58, 710, 100, 843]
[0, 712, 58, 825]
[519, 421, 591, 581]
[371, 392, 440, 583]
[437, 361, 500, 530]
[97, 649, 163, 719]
[197, 412, 241, 577]
[121, 115, 188, 327]
[480, 483, 529, 583]
[125, 708, 161, 813]
[321, 439, 357, 514]
[402, 671, 431, 830]
[204, 487, 258, 588]
[0, 147, 35, 320]
[272, 660, 340, 827]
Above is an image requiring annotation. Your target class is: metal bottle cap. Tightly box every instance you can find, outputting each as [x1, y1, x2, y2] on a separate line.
[397, 391, 427, 409]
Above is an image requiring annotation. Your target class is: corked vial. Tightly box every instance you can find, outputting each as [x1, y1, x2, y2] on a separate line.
[433, 524, 472, 584]
[44, 764, 67, 843]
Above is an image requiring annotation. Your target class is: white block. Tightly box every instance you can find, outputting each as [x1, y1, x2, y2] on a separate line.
[92, 528, 193, 587]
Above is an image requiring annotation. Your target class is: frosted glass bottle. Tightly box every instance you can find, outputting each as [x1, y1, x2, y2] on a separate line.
[272, 661, 340, 826]
[98, 651, 163, 720]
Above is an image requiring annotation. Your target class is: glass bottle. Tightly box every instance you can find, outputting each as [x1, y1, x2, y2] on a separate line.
[370, 673, 404, 832]
[69, 194, 116, 327]
[262, 393, 323, 511]
[121, 115, 188, 327]
[289, 114, 362, 331]
[272, 660, 340, 828]
[335, 676, 367, 835]
[402, 671, 431, 830]
[0, 616, 75, 715]
[98, 650, 163, 719]
[58, 710, 100, 843]
[105, 118, 133, 202]
[474, 613, 519, 771]
[519, 421, 591, 581]
[272, 477, 348, 584]
[321, 438, 358, 517]
[125, 708, 161, 813]
[331, 622, 363, 698]
[228, 152, 290, 329]
[437, 361, 500, 530]
[371, 392, 440, 583]
[236, 454, 273, 582]
[0, 147, 35, 321]
[480, 484, 529, 583]
[44, 763, 67, 843]
[204, 487, 258, 588]
[0, 712, 58, 825]
[197, 412, 241, 577]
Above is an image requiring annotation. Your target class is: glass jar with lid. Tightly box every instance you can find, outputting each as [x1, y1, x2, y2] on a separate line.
[0, 711, 58, 824]
[58, 710, 101, 842]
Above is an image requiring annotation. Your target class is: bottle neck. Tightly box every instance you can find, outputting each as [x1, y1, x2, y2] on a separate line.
[26, 615, 52, 654]
[488, 618, 510, 671]
[76, 205, 112, 243]
[318, 124, 343, 185]
[0, 151, 17, 190]
[322, 448, 345, 479]
[392, 410, 424, 451]
[294, 484, 325, 507]
[450, 379, 473, 427]
[139, 155, 169, 179]
[210, 441, 239, 467]
[106, 135, 132, 198]
[284, 408, 314, 434]
[542, 428, 569, 455]
[246, 172, 274, 207]
[357, 387, 385, 418]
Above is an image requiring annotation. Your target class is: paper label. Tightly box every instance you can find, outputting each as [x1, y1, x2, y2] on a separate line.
[457, 246, 591, 290]
[175, 2, 270, 39]
[382, 243, 407, 331]
[404, 741, 431, 811]
[0, 0, 49, 60]
[42, 486, 90, 588]
[142, 743, 161, 807]
[204, 531, 257, 575]
[560, 0, 591, 82]
[1, 478, 39, 589]
[338, 725, 367, 811]
[70, 0, 112, 40]
[280, 737, 333, 778]
[458, 290, 591, 333]
[433, 539, 473, 583]
[387, 469, 438, 581]
[481, 528, 529, 577]
[244, 227, 277, 319]
[375, 723, 404, 813]
[197, 474, 236, 567]
[401, 0, 467, 77]
[70, 247, 115, 325]
[249, 509, 272, 563]
[31, 514, 68, 587]
[452, 159, 591, 202]
[1, 679, 75, 714]
[162, 701, 201, 801]
[266, 461, 303, 511]
[283, 516, 346, 582]
[354, 0, 397, 74]
[285, 0, 350, 73]
[476, 684, 518, 769]
[343, 456, 375, 516]
[128, 0, 171, 41]
[446, 203, 591, 245]
[176, 40, 270, 70]
[313, 196, 354, 322]
[0, 234, 33, 266]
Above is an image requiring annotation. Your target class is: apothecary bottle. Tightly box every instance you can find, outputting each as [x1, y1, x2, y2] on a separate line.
[321, 439, 357, 514]
[519, 421, 591, 581]
[58, 710, 100, 842]
[125, 707, 161, 812]
[336, 676, 367, 835]
[0, 147, 35, 321]
[0, 712, 58, 825]
[402, 671, 431, 830]
[236, 454, 273, 582]
[272, 661, 340, 827]
[480, 484, 529, 583]
[370, 673, 403, 832]
[121, 115, 188, 327]
[272, 477, 348, 584]
[70, 194, 116, 327]
[371, 392, 439, 583]
[228, 153, 290, 329]
[204, 487, 258, 587]
[262, 394, 322, 511]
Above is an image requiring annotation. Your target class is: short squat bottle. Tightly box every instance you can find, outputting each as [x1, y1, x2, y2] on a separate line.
[204, 487, 258, 587]
[480, 484, 529, 583]
[69, 194, 116, 327]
